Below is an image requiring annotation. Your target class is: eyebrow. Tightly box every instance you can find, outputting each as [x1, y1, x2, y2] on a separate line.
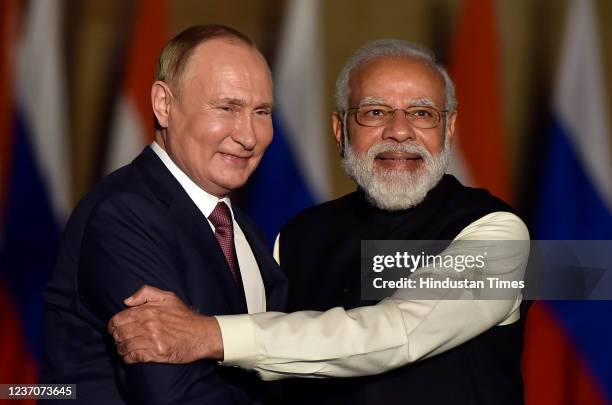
[356, 96, 439, 109]
[210, 98, 274, 110]
[408, 98, 437, 108]
[357, 96, 388, 107]
[256, 102, 274, 110]
[211, 98, 247, 107]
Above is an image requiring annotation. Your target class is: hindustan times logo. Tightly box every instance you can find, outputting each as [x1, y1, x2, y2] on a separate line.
[372, 251, 487, 273]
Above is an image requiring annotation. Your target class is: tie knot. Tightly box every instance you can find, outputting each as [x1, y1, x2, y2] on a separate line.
[209, 201, 233, 229]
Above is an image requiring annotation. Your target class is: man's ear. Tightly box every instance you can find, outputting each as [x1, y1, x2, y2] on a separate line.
[445, 111, 458, 145]
[151, 81, 173, 129]
[332, 111, 345, 157]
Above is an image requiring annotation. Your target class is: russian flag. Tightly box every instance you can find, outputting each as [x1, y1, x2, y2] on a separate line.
[243, 0, 330, 242]
[0, 0, 70, 394]
[523, 0, 612, 403]
[105, 0, 167, 173]
[447, 0, 513, 205]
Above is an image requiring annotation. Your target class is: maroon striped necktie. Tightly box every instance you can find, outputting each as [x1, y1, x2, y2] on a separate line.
[208, 202, 244, 289]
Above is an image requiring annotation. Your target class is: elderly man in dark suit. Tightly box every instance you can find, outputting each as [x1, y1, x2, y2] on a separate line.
[40, 25, 286, 404]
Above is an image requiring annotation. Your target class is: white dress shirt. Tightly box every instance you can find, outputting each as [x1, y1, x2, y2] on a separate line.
[216, 211, 529, 380]
[150, 142, 266, 314]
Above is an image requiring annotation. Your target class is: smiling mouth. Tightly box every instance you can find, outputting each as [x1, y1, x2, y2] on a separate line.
[220, 152, 252, 160]
[375, 152, 422, 161]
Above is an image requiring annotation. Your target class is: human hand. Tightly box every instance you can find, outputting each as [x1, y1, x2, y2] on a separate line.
[108, 285, 224, 364]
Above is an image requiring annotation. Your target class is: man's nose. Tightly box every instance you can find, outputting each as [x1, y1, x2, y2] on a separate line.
[381, 111, 416, 142]
[232, 114, 257, 150]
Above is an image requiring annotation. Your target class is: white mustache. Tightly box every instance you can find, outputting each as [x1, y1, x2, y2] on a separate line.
[365, 141, 432, 162]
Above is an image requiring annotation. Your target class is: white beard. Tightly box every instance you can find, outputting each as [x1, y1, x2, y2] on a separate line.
[342, 135, 450, 211]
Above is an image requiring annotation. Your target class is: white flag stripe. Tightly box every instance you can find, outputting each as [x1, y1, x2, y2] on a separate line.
[276, 0, 330, 201]
[555, 0, 612, 209]
[105, 97, 147, 174]
[16, 0, 70, 221]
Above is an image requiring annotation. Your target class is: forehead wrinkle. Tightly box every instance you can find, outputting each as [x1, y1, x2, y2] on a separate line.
[203, 69, 271, 106]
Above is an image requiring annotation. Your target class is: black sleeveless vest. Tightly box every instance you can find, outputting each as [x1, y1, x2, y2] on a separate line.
[274, 175, 525, 405]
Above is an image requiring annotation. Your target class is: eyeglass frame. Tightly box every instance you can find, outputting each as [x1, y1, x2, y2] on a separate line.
[345, 104, 449, 129]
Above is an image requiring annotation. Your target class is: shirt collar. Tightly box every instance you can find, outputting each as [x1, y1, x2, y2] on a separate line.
[150, 142, 233, 219]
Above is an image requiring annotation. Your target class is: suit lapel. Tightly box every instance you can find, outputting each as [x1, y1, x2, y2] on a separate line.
[133, 148, 248, 314]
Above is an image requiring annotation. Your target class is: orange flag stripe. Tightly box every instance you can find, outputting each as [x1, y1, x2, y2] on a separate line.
[0, 0, 21, 216]
[124, 0, 168, 142]
[449, 0, 512, 204]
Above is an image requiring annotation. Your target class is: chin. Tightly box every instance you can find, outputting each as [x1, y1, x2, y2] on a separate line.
[215, 177, 249, 193]
[376, 165, 426, 177]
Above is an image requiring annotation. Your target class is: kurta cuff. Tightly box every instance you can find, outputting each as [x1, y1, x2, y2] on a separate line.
[215, 314, 259, 367]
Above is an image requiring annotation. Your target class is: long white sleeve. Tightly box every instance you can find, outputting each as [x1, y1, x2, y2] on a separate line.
[216, 211, 529, 381]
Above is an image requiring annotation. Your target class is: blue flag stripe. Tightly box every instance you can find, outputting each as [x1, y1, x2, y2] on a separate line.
[1, 109, 61, 362]
[244, 115, 316, 243]
[534, 117, 612, 400]
[534, 118, 612, 239]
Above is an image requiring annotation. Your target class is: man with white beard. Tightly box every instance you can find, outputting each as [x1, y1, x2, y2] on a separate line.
[109, 40, 529, 405]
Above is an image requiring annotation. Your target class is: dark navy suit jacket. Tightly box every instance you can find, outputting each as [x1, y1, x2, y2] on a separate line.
[40, 148, 287, 404]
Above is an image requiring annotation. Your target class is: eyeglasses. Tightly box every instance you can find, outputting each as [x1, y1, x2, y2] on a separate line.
[347, 105, 448, 129]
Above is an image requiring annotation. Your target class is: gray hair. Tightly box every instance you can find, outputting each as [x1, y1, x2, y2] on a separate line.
[335, 39, 457, 114]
